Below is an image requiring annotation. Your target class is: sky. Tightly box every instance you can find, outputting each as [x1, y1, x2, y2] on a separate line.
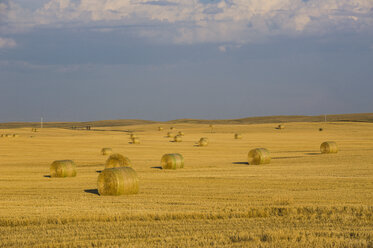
[0, 0, 372, 122]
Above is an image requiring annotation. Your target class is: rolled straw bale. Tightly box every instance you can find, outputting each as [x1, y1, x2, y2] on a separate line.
[158, 127, 164, 131]
[170, 127, 175, 130]
[50, 160, 77, 177]
[0, 134, 3, 138]
[320, 141, 338, 154]
[161, 153, 184, 169]
[32, 128, 38, 132]
[5, 134, 11, 137]
[174, 135, 182, 142]
[248, 148, 271, 165]
[12, 134, 19, 138]
[277, 124, 285, 129]
[105, 153, 132, 168]
[101, 148, 113, 155]
[131, 137, 140, 144]
[178, 131, 185, 136]
[166, 132, 173, 138]
[97, 167, 139, 196]
[234, 133, 242, 139]
[129, 133, 138, 139]
[198, 137, 208, 147]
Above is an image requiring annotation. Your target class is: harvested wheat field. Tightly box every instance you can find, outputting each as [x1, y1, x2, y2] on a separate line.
[0, 121, 373, 247]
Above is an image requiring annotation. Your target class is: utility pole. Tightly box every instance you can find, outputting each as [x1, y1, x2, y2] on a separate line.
[324, 114, 327, 122]
[41, 117, 43, 129]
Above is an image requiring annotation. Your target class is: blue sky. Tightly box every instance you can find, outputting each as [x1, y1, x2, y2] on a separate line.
[0, 0, 372, 122]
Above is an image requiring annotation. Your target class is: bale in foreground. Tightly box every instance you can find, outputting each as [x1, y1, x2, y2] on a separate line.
[198, 137, 208, 147]
[161, 153, 184, 169]
[320, 141, 338, 154]
[105, 153, 131, 168]
[97, 167, 139, 196]
[101, 148, 113, 155]
[248, 148, 271, 165]
[50, 160, 77, 177]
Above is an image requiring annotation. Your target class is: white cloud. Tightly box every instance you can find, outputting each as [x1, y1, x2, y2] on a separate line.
[0, 37, 16, 48]
[1, 0, 373, 44]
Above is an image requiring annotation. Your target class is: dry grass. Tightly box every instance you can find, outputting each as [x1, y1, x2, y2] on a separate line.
[0, 122, 373, 247]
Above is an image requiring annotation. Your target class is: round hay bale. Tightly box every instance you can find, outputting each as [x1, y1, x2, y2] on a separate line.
[97, 167, 139, 196]
[234, 133, 242, 139]
[248, 148, 271, 165]
[170, 127, 175, 130]
[161, 153, 184, 169]
[277, 124, 285, 129]
[174, 135, 182, 142]
[0, 134, 3, 138]
[12, 134, 19, 138]
[166, 132, 173, 138]
[129, 133, 138, 139]
[320, 141, 338, 154]
[32, 128, 38, 132]
[101, 148, 113, 155]
[5, 134, 11, 137]
[50, 160, 77, 177]
[105, 153, 132, 169]
[198, 137, 208, 147]
[131, 137, 140, 144]
[178, 131, 185, 136]
[158, 127, 164, 131]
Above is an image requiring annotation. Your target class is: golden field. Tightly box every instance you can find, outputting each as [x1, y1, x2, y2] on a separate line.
[0, 122, 372, 247]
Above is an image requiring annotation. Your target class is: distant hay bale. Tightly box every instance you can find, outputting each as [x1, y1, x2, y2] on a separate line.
[12, 134, 19, 138]
[170, 127, 175, 130]
[97, 167, 139, 196]
[320, 141, 338, 154]
[319, 128, 323, 131]
[277, 124, 285, 129]
[178, 131, 185, 136]
[129, 133, 138, 139]
[50, 160, 77, 177]
[105, 153, 132, 169]
[166, 132, 173, 137]
[0, 134, 3, 138]
[131, 137, 140, 144]
[101, 148, 113, 155]
[31, 128, 38, 132]
[5, 134, 11, 137]
[234, 133, 242, 139]
[161, 153, 184, 169]
[158, 127, 164, 131]
[174, 135, 182, 142]
[198, 137, 208, 147]
[248, 148, 271, 165]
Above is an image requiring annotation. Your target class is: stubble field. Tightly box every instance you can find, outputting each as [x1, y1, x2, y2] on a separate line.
[0, 122, 372, 247]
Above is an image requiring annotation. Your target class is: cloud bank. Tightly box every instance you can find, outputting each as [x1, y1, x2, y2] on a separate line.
[1, 0, 373, 44]
[0, 37, 16, 48]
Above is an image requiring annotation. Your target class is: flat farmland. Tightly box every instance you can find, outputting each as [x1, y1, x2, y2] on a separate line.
[0, 122, 372, 247]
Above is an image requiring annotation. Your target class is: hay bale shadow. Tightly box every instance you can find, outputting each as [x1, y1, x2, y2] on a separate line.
[96, 170, 102, 173]
[305, 152, 321, 155]
[84, 189, 99, 195]
[43, 175, 51, 178]
[232, 162, 249, 165]
[151, 166, 163, 170]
